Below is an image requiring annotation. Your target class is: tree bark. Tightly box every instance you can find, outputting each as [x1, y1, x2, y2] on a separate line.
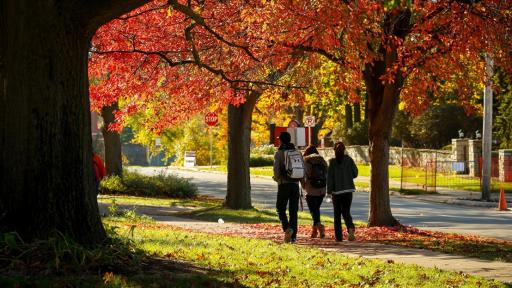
[363, 9, 411, 227]
[101, 102, 123, 176]
[0, 0, 149, 244]
[225, 93, 259, 209]
[364, 59, 400, 227]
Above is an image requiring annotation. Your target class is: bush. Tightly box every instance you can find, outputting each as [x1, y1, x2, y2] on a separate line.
[251, 144, 277, 156]
[344, 120, 369, 145]
[100, 175, 126, 193]
[100, 170, 197, 198]
[249, 155, 274, 167]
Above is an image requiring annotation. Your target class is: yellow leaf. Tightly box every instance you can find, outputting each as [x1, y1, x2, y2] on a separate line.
[167, 6, 173, 17]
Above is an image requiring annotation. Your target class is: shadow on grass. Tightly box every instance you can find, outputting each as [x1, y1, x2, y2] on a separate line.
[0, 231, 245, 288]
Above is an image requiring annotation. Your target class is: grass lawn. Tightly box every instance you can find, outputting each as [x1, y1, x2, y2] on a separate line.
[201, 165, 274, 177]
[98, 194, 221, 208]
[103, 216, 505, 288]
[98, 194, 512, 263]
[4, 214, 504, 287]
[98, 194, 350, 226]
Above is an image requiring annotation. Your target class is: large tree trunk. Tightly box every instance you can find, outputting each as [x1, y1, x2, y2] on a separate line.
[101, 102, 123, 176]
[225, 93, 259, 209]
[0, 0, 148, 244]
[365, 62, 401, 227]
[363, 9, 411, 227]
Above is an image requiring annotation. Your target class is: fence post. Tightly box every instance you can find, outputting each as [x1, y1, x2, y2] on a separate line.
[424, 153, 429, 192]
[433, 151, 437, 193]
[400, 141, 404, 191]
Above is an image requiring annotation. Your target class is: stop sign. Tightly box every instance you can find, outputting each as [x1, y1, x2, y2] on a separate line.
[204, 112, 218, 126]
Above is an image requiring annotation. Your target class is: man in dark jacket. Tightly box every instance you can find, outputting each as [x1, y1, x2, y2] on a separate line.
[273, 131, 300, 243]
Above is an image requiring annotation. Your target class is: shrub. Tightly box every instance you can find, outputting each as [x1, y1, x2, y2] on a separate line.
[251, 144, 277, 156]
[249, 155, 274, 167]
[100, 175, 126, 194]
[344, 120, 369, 145]
[100, 170, 197, 198]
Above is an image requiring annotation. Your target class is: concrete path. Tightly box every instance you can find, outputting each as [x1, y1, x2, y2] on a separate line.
[99, 202, 512, 284]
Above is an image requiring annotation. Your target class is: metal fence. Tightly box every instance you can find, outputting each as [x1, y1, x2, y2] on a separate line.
[390, 153, 512, 194]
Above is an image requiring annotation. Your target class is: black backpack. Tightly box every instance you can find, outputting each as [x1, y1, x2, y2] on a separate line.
[309, 162, 327, 188]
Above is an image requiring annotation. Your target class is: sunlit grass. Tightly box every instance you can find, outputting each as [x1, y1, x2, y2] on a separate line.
[103, 217, 506, 288]
[98, 194, 221, 208]
[97, 194, 371, 227]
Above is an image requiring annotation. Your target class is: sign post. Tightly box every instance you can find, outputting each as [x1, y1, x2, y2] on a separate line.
[304, 116, 316, 146]
[204, 112, 218, 168]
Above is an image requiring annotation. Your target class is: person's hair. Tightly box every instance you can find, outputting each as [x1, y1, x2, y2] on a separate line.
[334, 142, 346, 163]
[303, 145, 319, 157]
[279, 131, 291, 144]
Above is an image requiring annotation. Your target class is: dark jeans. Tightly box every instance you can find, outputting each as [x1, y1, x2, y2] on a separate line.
[305, 195, 324, 225]
[332, 193, 355, 241]
[276, 183, 300, 240]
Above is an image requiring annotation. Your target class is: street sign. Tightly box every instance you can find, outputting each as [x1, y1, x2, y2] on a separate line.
[204, 112, 218, 126]
[184, 151, 196, 167]
[304, 116, 316, 127]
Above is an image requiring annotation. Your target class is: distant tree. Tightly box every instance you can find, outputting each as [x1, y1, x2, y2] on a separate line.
[409, 104, 481, 149]
[495, 69, 512, 149]
[391, 110, 415, 147]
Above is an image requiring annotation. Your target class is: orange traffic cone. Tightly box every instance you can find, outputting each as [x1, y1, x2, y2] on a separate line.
[498, 188, 508, 211]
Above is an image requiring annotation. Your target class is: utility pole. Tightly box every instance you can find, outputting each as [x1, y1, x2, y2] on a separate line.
[481, 54, 493, 201]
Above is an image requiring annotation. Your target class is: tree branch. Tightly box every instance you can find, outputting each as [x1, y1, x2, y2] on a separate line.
[168, 0, 260, 62]
[184, 23, 305, 90]
[93, 49, 196, 67]
[287, 43, 343, 64]
[84, 0, 151, 36]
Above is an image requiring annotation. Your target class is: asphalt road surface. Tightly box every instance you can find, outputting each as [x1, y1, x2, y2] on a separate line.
[132, 167, 512, 241]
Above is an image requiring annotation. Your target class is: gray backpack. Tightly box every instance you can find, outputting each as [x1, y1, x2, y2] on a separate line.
[284, 149, 305, 180]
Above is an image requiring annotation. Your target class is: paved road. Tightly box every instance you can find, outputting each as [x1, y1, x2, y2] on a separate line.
[133, 167, 512, 241]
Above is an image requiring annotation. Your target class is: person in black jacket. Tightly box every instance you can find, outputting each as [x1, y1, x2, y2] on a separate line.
[273, 131, 300, 243]
[300, 145, 327, 238]
[327, 142, 358, 242]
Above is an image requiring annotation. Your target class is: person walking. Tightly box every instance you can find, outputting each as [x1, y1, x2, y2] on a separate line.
[92, 152, 106, 194]
[301, 145, 328, 238]
[273, 131, 304, 243]
[327, 142, 358, 242]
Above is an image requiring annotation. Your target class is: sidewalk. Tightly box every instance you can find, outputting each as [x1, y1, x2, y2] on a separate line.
[99, 203, 512, 284]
